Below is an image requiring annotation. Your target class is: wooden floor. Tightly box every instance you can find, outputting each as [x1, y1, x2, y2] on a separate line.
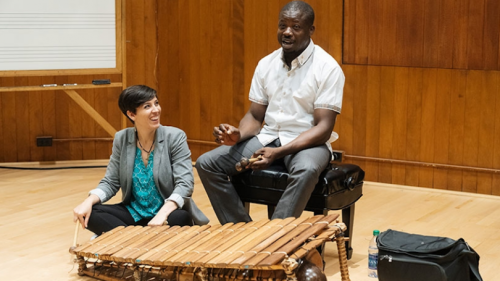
[1, 160, 499, 281]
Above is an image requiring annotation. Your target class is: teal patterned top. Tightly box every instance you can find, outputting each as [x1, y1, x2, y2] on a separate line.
[126, 148, 164, 222]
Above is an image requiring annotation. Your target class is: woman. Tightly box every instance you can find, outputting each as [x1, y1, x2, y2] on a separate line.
[73, 85, 208, 235]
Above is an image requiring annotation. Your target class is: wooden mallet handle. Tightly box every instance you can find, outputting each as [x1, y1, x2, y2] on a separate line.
[69, 220, 81, 254]
[235, 155, 263, 171]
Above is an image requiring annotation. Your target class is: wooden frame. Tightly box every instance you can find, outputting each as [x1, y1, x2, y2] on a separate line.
[0, 0, 127, 141]
[0, 0, 124, 77]
[0, 83, 123, 137]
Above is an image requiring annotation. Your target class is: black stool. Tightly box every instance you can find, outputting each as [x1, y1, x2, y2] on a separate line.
[231, 160, 364, 259]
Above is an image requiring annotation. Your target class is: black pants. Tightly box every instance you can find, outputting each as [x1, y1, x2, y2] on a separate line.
[87, 203, 193, 235]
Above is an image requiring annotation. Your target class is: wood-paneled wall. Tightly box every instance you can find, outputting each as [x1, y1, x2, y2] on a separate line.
[150, 0, 342, 158]
[338, 0, 500, 195]
[3, 0, 500, 196]
[125, 0, 158, 89]
[332, 66, 500, 195]
[343, 0, 500, 70]
[0, 75, 121, 163]
[0, 0, 154, 163]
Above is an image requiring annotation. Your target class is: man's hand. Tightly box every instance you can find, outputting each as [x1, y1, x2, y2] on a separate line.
[213, 124, 241, 146]
[247, 147, 282, 170]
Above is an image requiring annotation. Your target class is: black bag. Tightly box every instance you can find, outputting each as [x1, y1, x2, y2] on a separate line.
[376, 229, 482, 281]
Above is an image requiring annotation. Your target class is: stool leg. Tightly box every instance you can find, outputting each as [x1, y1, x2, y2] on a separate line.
[267, 205, 276, 219]
[342, 205, 355, 260]
[244, 202, 250, 214]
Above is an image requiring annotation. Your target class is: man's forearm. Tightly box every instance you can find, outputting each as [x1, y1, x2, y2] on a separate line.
[237, 112, 263, 142]
[273, 125, 332, 158]
[237, 103, 267, 142]
[272, 108, 336, 158]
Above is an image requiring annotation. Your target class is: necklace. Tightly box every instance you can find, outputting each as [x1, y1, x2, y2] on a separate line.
[136, 131, 155, 154]
[138, 139, 154, 154]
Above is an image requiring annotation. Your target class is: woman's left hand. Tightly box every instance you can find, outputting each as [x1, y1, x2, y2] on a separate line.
[148, 200, 178, 226]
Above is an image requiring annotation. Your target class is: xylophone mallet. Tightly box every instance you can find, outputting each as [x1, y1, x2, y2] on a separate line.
[235, 155, 263, 171]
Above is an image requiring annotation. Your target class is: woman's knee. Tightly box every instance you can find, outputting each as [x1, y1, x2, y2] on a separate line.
[91, 204, 106, 213]
[167, 210, 193, 226]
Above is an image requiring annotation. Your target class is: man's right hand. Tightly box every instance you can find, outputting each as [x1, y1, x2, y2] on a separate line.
[213, 124, 241, 146]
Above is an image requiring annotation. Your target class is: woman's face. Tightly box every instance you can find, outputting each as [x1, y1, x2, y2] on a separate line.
[127, 97, 161, 131]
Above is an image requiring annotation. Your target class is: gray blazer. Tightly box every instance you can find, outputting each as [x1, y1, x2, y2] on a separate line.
[90, 125, 209, 225]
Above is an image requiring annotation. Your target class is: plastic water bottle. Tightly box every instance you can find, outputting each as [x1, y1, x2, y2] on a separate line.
[368, 229, 380, 278]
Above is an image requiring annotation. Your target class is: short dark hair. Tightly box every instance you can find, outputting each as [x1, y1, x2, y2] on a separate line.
[118, 85, 157, 123]
[280, 1, 315, 27]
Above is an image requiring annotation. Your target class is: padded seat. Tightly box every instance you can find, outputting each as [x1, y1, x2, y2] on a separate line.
[231, 160, 364, 259]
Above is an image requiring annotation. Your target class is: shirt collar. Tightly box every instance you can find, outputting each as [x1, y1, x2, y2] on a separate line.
[281, 39, 315, 69]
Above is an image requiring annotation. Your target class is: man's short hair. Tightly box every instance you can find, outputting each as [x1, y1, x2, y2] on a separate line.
[280, 1, 315, 27]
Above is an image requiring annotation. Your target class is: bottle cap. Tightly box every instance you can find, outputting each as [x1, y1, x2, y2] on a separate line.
[373, 230, 380, 236]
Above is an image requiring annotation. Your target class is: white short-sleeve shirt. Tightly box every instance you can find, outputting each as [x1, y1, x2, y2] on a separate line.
[249, 40, 345, 150]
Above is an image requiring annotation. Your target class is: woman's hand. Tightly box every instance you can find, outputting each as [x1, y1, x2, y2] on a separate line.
[73, 194, 100, 229]
[148, 200, 178, 226]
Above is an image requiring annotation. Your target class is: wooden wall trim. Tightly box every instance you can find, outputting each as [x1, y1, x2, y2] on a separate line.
[63, 89, 118, 137]
[0, 69, 123, 77]
[346, 155, 500, 174]
[121, 0, 128, 129]
[187, 139, 219, 147]
[0, 83, 122, 93]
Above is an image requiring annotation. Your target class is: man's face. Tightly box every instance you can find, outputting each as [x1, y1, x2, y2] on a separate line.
[277, 9, 314, 55]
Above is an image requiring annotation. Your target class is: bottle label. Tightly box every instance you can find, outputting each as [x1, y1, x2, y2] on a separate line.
[368, 253, 378, 270]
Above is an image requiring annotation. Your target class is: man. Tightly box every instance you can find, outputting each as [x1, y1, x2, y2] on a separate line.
[195, 1, 344, 224]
